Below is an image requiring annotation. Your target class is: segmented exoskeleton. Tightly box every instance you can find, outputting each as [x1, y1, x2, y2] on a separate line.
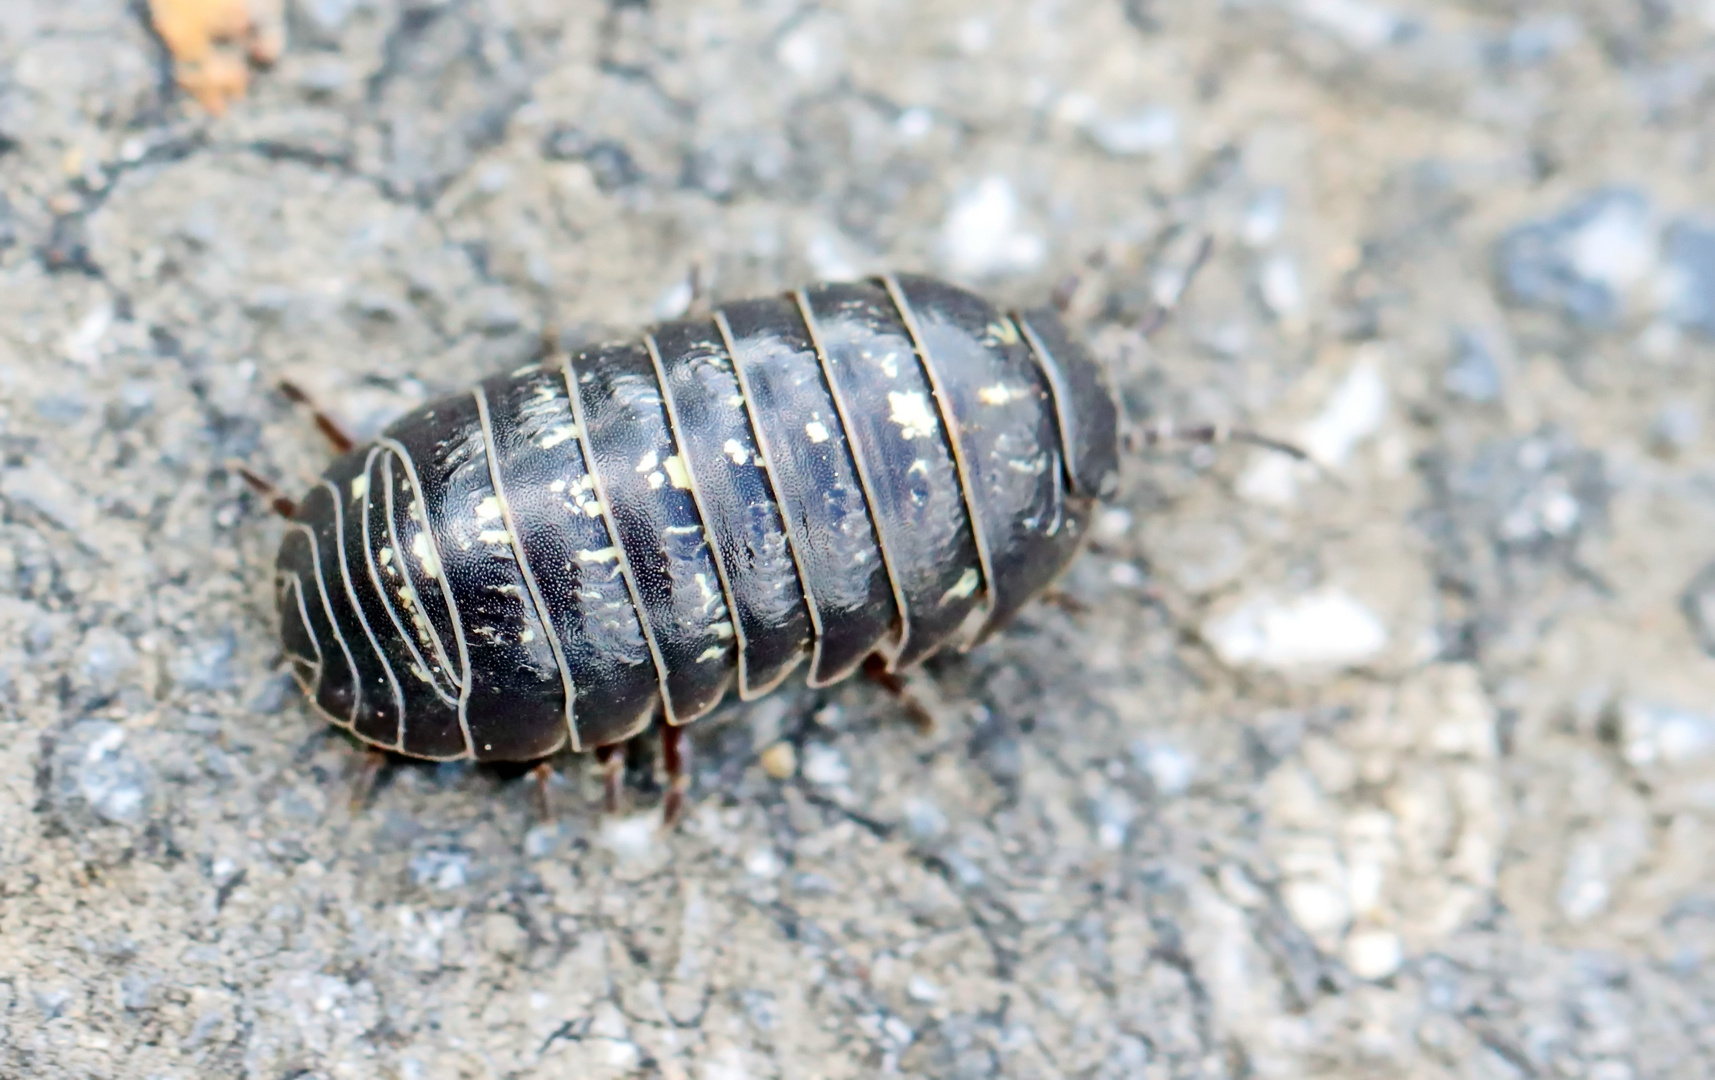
[273, 274, 1118, 814]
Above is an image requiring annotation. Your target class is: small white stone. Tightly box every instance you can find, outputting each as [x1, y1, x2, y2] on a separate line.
[1283, 879, 1351, 939]
[801, 744, 850, 786]
[1242, 187, 1287, 247]
[1092, 506, 1133, 543]
[1622, 701, 1715, 768]
[597, 814, 659, 862]
[1299, 0, 1404, 50]
[1302, 355, 1388, 467]
[907, 974, 944, 1002]
[1204, 589, 1388, 671]
[745, 847, 783, 878]
[1132, 741, 1197, 796]
[940, 176, 1045, 279]
[1344, 928, 1403, 980]
[1085, 107, 1179, 156]
[1258, 254, 1306, 321]
[896, 108, 933, 141]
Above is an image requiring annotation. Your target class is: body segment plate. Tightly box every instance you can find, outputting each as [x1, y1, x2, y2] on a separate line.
[800, 282, 983, 669]
[566, 341, 735, 725]
[719, 297, 898, 685]
[384, 393, 568, 762]
[480, 365, 660, 749]
[889, 276, 1084, 637]
[651, 318, 812, 698]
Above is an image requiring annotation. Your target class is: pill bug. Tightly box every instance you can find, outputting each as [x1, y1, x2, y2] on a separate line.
[265, 274, 1120, 821]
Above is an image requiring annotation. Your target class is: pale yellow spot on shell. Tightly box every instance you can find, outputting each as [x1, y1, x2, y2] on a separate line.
[550, 478, 567, 493]
[805, 420, 829, 443]
[978, 383, 1022, 406]
[992, 319, 1020, 346]
[888, 390, 937, 440]
[475, 495, 503, 521]
[520, 628, 535, 643]
[583, 502, 604, 518]
[664, 454, 692, 490]
[710, 620, 734, 640]
[539, 425, 579, 450]
[478, 528, 512, 545]
[722, 439, 748, 466]
[696, 645, 727, 662]
[349, 473, 369, 502]
[647, 471, 665, 490]
[577, 546, 621, 563]
[411, 532, 440, 578]
[635, 449, 659, 473]
[379, 546, 394, 565]
[940, 567, 981, 605]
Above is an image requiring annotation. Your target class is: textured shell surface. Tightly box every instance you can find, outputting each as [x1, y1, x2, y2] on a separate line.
[274, 275, 1117, 761]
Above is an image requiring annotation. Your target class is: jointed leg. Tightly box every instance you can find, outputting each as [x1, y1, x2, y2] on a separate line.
[229, 460, 298, 518]
[529, 761, 556, 824]
[862, 654, 939, 734]
[349, 749, 388, 812]
[595, 743, 624, 814]
[1125, 418, 1310, 462]
[278, 379, 356, 454]
[660, 723, 690, 828]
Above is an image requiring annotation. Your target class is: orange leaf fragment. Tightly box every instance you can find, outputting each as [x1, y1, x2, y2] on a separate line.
[148, 0, 284, 115]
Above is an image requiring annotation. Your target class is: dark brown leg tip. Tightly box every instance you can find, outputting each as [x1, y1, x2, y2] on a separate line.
[529, 761, 556, 825]
[862, 654, 938, 735]
[348, 749, 388, 812]
[595, 744, 624, 815]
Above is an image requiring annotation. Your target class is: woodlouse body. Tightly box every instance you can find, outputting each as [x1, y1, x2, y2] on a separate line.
[275, 275, 1119, 763]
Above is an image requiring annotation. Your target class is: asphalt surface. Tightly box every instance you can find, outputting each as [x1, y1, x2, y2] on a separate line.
[3, 1, 1715, 1077]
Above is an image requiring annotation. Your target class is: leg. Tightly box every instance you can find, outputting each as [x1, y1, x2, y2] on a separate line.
[1051, 247, 1108, 314]
[278, 380, 356, 454]
[685, 260, 709, 318]
[229, 459, 298, 518]
[862, 654, 939, 735]
[348, 748, 388, 811]
[1137, 232, 1213, 339]
[595, 743, 624, 814]
[660, 723, 690, 828]
[529, 761, 556, 824]
[1125, 418, 1310, 462]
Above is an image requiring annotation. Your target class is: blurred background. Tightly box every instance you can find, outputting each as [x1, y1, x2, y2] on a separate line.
[3, 1, 1715, 1076]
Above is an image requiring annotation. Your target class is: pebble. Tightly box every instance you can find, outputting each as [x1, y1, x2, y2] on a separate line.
[171, 634, 236, 692]
[1488, 14, 1583, 68]
[1302, 355, 1388, 467]
[1297, 0, 1407, 51]
[1620, 701, 1715, 769]
[902, 797, 948, 841]
[76, 627, 138, 693]
[1131, 740, 1197, 797]
[1084, 107, 1179, 157]
[53, 720, 152, 825]
[1497, 187, 1655, 326]
[759, 741, 797, 780]
[1242, 187, 1287, 247]
[1344, 928, 1404, 980]
[800, 744, 850, 786]
[1445, 327, 1504, 403]
[1661, 217, 1715, 337]
[1257, 253, 1306, 322]
[939, 176, 1044, 279]
[1204, 589, 1389, 671]
[408, 849, 472, 891]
